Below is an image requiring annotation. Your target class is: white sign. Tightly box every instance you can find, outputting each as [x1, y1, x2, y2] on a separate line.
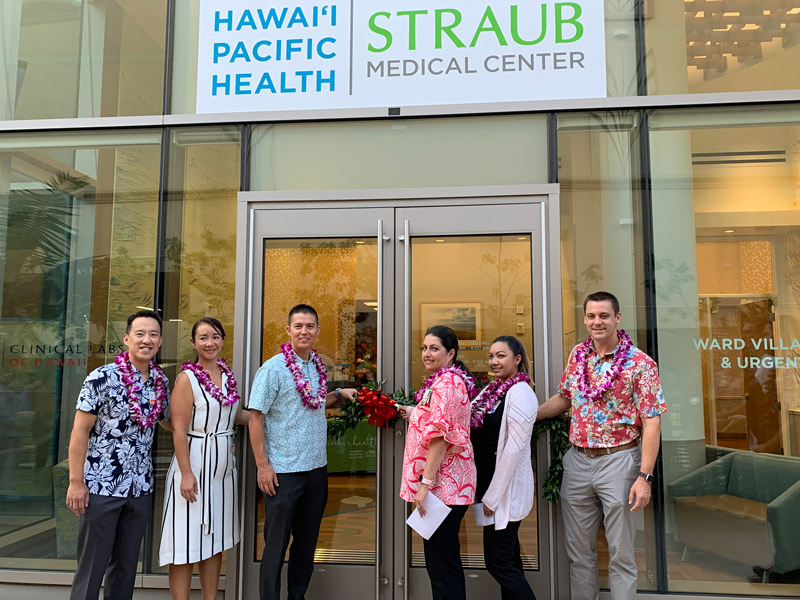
[196, 1, 607, 114]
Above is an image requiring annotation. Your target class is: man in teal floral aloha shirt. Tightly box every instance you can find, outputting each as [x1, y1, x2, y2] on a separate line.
[539, 291, 667, 600]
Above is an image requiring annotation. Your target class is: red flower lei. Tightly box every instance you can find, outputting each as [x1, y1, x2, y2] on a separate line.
[115, 352, 167, 429]
[414, 364, 477, 405]
[281, 343, 328, 410]
[181, 359, 240, 406]
[574, 330, 632, 401]
[471, 372, 531, 429]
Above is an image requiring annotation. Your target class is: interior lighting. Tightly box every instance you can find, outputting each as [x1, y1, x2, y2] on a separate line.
[363, 301, 378, 307]
[741, 23, 760, 30]
[435, 239, 445, 242]
[713, 25, 732, 31]
[696, 10, 705, 17]
[355, 240, 365, 244]
[136, 306, 153, 310]
[723, 11, 740, 16]
[724, 229, 735, 233]
[788, 8, 800, 15]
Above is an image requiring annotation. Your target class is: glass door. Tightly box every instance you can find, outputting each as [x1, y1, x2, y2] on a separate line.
[237, 194, 556, 600]
[239, 206, 395, 600]
[393, 203, 551, 600]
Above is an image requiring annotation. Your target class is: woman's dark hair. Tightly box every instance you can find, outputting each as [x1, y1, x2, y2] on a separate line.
[425, 325, 473, 377]
[491, 335, 530, 376]
[191, 317, 226, 341]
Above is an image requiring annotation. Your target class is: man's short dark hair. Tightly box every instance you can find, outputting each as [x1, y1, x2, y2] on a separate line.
[126, 309, 163, 334]
[288, 304, 318, 325]
[583, 291, 620, 316]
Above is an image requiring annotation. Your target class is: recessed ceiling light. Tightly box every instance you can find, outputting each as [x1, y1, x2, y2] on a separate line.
[355, 241, 365, 244]
[435, 239, 445, 242]
[724, 229, 735, 233]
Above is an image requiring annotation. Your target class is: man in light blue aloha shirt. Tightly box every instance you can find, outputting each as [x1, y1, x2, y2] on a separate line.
[248, 304, 356, 600]
[66, 310, 170, 600]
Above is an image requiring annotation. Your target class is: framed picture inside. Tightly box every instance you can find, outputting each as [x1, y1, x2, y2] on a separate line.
[419, 301, 482, 344]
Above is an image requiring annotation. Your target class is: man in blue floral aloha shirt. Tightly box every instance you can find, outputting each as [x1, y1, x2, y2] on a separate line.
[66, 309, 170, 600]
[248, 304, 356, 600]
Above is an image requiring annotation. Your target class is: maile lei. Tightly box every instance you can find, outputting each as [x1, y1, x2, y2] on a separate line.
[115, 352, 167, 429]
[414, 364, 477, 405]
[181, 359, 240, 406]
[575, 329, 632, 401]
[471, 372, 531, 429]
[281, 343, 328, 410]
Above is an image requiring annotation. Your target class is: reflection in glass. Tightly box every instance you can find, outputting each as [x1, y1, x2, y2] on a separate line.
[256, 238, 378, 565]
[408, 235, 538, 570]
[651, 110, 800, 595]
[149, 127, 242, 575]
[249, 116, 548, 191]
[1, 0, 166, 120]
[0, 130, 161, 570]
[557, 111, 657, 591]
[646, 1, 800, 95]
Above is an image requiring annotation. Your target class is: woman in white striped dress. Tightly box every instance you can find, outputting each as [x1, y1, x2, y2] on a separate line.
[159, 318, 249, 600]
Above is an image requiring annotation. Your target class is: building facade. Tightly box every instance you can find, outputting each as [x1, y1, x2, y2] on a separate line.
[1, 1, 800, 598]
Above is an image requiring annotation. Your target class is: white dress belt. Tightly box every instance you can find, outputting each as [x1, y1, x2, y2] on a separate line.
[188, 429, 234, 535]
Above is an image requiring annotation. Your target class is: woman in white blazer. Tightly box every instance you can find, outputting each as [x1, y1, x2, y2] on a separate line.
[470, 335, 537, 600]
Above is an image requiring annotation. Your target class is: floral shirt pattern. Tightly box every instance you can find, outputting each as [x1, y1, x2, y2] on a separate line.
[76, 362, 170, 497]
[247, 351, 327, 473]
[558, 340, 667, 448]
[400, 372, 476, 505]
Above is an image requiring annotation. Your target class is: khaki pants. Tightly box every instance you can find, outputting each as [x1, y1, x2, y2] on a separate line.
[561, 445, 641, 600]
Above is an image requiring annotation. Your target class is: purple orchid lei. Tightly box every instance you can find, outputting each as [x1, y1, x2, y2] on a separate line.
[281, 343, 328, 410]
[470, 371, 531, 429]
[115, 351, 167, 429]
[181, 359, 240, 406]
[414, 364, 478, 405]
[574, 329, 632, 401]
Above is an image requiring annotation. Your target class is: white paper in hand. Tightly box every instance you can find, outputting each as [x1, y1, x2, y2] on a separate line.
[406, 492, 451, 540]
[472, 503, 495, 526]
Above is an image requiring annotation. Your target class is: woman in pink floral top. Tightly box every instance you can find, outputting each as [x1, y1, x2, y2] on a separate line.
[399, 325, 476, 600]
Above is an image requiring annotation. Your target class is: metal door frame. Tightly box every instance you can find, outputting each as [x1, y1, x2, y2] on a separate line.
[233, 184, 566, 600]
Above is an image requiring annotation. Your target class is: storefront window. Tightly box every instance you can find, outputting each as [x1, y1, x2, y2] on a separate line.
[0, 129, 161, 570]
[0, 0, 166, 120]
[646, 1, 800, 96]
[249, 115, 548, 191]
[151, 126, 242, 575]
[557, 111, 658, 592]
[650, 105, 800, 595]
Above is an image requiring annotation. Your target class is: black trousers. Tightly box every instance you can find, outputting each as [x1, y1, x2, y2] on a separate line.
[423, 504, 469, 600]
[483, 520, 536, 600]
[69, 492, 152, 600]
[259, 466, 328, 600]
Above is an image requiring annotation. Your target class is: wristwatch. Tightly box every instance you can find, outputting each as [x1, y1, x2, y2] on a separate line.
[639, 472, 655, 484]
[334, 388, 342, 401]
[418, 474, 434, 486]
